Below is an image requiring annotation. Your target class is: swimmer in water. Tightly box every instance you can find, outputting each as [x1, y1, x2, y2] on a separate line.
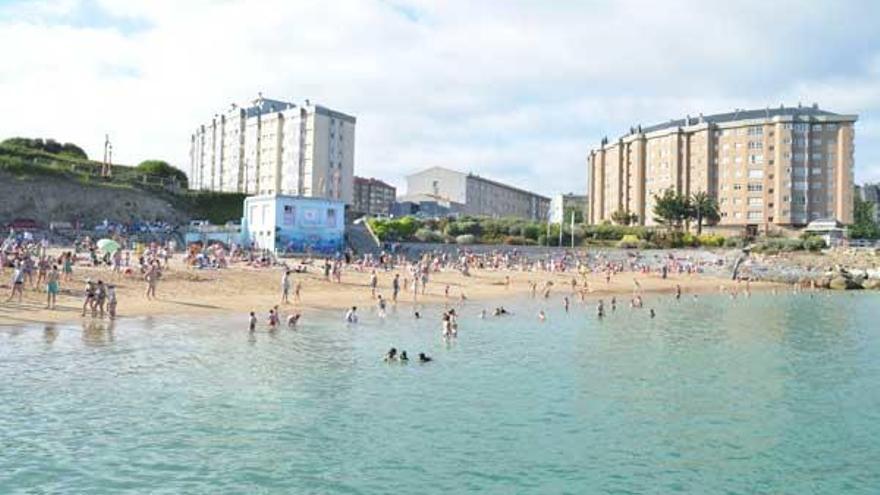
[414, 311, 421, 319]
[384, 347, 397, 362]
[419, 353, 432, 363]
[538, 310, 546, 322]
[399, 350, 409, 362]
[345, 306, 359, 323]
[287, 313, 301, 327]
[479, 309, 487, 319]
[649, 308, 656, 318]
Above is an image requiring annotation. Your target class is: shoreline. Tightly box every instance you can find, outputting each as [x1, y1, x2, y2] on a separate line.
[0, 258, 766, 327]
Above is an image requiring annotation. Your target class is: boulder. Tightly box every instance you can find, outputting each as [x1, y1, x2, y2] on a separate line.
[861, 278, 880, 290]
[813, 276, 831, 289]
[829, 276, 862, 290]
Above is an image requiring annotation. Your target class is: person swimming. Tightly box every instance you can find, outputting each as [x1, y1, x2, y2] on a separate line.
[384, 347, 397, 361]
[538, 310, 546, 322]
[399, 350, 409, 362]
[414, 311, 421, 319]
[287, 313, 301, 327]
[418, 353, 432, 363]
[649, 308, 656, 318]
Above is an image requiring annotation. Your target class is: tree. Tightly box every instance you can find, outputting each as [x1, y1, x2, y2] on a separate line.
[136, 160, 188, 188]
[652, 188, 690, 230]
[690, 191, 720, 235]
[2, 137, 88, 159]
[610, 208, 638, 226]
[850, 197, 880, 239]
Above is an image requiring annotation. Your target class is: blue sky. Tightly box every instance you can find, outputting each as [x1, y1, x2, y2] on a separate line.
[1, 0, 879, 196]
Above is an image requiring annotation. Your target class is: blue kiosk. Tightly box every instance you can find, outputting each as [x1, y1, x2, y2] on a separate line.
[242, 195, 345, 254]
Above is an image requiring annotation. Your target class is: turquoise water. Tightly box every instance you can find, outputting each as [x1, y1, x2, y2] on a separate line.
[2, 293, 879, 494]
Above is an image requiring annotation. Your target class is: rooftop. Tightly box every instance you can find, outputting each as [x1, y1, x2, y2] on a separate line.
[618, 104, 855, 138]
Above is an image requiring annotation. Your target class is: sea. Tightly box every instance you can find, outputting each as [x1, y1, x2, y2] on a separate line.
[1, 292, 879, 494]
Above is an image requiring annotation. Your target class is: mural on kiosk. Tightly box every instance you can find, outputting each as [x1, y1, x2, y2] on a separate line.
[276, 202, 343, 254]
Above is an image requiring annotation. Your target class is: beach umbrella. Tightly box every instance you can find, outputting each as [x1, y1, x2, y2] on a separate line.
[97, 238, 120, 253]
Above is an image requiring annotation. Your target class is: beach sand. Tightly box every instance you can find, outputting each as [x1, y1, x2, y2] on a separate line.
[0, 256, 763, 327]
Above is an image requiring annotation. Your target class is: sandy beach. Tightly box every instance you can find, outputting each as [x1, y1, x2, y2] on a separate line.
[0, 252, 768, 327]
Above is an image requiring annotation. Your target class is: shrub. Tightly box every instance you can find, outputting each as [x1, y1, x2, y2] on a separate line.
[455, 234, 475, 245]
[414, 228, 443, 243]
[503, 235, 536, 246]
[724, 236, 747, 248]
[803, 236, 826, 252]
[617, 234, 641, 249]
[522, 224, 541, 241]
[698, 234, 725, 247]
[137, 160, 189, 188]
[681, 232, 699, 247]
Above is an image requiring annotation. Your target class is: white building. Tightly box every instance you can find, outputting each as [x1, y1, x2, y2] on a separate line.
[404, 166, 550, 221]
[189, 95, 356, 204]
[549, 193, 588, 224]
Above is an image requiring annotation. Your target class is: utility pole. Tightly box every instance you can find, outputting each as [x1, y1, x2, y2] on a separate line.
[102, 134, 112, 178]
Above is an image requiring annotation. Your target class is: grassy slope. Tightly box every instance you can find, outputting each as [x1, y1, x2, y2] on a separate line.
[0, 144, 245, 224]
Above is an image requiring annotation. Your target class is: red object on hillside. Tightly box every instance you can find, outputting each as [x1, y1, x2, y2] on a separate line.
[6, 218, 41, 230]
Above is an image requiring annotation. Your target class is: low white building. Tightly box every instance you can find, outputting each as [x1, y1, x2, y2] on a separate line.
[190, 95, 356, 204]
[242, 195, 345, 254]
[549, 193, 588, 224]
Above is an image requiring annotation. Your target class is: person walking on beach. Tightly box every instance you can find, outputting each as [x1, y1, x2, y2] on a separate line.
[45, 265, 60, 309]
[81, 279, 96, 317]
[62, 252, 74, 282]
[144, 262, 161, 300]
[369, 270, 378, 299]
[6, 261, 24, 303]
[281, 270, 291, 304]
[392, 274, 400, 303]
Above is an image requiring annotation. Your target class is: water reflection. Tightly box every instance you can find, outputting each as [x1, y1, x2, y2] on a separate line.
[81, 319, 115, 346]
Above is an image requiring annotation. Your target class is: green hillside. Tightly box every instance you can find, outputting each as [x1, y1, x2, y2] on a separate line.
[0, 138, 246, 224]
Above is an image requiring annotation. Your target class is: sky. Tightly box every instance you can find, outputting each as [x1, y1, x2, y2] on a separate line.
[1, 0, 880, 197]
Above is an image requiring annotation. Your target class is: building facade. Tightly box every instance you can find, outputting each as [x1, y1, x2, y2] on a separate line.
[587, 105, 857, 231]
[189, 95, 356, 204]
[857, 183, 880, 224]
[352, 177, 396, 216]
[405, 166, 550, 221]
[242, 195, 344, 254]
[549, 193, 588, 224]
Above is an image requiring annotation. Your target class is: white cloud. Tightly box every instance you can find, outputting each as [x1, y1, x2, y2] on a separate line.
[1, 0, 879, 195]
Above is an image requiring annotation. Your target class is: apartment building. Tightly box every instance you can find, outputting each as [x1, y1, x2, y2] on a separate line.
[587, 104, 857, 232]
[352, 177, 397, 216]
[405, 166, 550, 221]
[189, 95, 356, 204]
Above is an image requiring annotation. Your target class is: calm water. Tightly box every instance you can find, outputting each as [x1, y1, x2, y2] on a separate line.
[1, 293, 879, 494]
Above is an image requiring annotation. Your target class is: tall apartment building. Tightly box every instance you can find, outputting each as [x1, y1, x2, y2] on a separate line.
[189, 95, 356, 204]
[352, 177, 396, 216]
[404, 166, 550, 221]
[587, 105, 857, 232]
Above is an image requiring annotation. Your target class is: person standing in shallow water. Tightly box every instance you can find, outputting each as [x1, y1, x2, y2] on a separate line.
[144, 262, 160, 300]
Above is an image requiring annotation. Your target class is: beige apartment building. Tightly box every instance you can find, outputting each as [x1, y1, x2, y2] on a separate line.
[190, 95, 356, 204]
[587, 105, 857, 233]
